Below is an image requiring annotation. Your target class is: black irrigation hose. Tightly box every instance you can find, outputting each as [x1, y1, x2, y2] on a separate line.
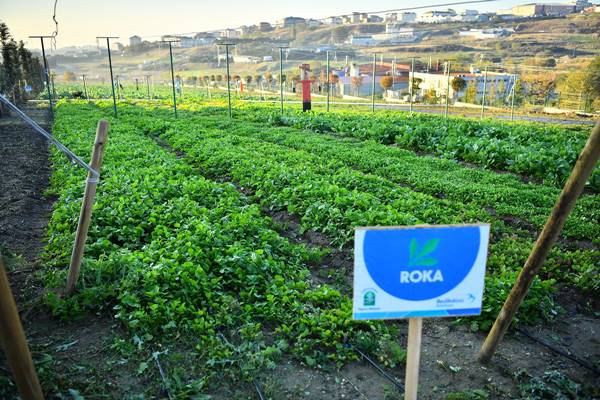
[345, 343, 404, 391]
[514, 326, 600, 376]
[216, 333, 266, 400]
[252, 379, 266, 400]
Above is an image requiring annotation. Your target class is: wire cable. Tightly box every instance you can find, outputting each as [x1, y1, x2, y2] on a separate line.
[51, 0, 59, 49]
[345, 343, 404, 391]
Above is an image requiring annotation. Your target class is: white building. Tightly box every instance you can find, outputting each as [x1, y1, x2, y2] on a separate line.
[371, 25, 417, 43]
[220, 29, 240, 38]
[306, 19, 323, 27]
[399, 12, 417, 22]
[459, 28, 513, 39]
[326, 16, 343, 24]
[410, 70, 517, 100]
[417, 9, 456, 23]
[348, 35, 378, 46]
[385, 13, 398, 22]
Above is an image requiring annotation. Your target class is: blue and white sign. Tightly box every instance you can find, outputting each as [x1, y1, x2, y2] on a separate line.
[353, 224, 490, 320]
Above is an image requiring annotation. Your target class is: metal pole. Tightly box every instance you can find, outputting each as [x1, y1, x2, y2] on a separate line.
[480, 66, 488, 119]
[279, 47, 285, 114]
[510, 79, 516, 121]
[445, 61, 450, 118]
[371, 53, 377, 113]
[326, 51, 330, 112]
[82, 74, 88, 100]
[145, 75, 151, 99]
[409, 57, 415, 112]
[105, 38, 118, 117]
[168, 42, 177, 118]
[38, 37, 53, 118]
[226, 44, 232, 118]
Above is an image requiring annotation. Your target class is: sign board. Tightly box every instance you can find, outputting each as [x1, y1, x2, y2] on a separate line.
[353, 224, 490, 320]
[24, 85, 32, 93]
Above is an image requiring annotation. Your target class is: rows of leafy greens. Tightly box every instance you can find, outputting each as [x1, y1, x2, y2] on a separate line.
[44, 102, 406, 394]
[187, 103, 598, 192]
[99, 103, 600, 332]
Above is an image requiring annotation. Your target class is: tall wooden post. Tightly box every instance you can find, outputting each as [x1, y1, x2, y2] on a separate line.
[66, 120, 109, 295]
[478, 120, 600, 363]
[0, 258, 44, 400]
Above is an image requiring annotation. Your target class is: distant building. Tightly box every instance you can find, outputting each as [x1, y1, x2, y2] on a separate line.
[452, 9, 485, 21]
[459, 28, 513, 39]
[277, 16, 306, 28]
[385, 13, 398, 22]
[306, 19, 323, 27]
[348, 35, 378, 46]
[399, 12, 417, 22]
[129, 35, 142, 47]
[236, 25, 254, 36]
[259, 22, 273, 32]
[220, 29, 240, 38]
[368, 15, 384, 23]
[233, 55, 261, 63]
[372, 25, 417, 43]
[417, 9, 457, 23]
[410, 70, 517, 100]
[498, 3, 579, 17]
[326, 16, 343, 24]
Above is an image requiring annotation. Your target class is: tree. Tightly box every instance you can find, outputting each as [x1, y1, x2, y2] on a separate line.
[464, 81, 477, 103]
[63, 71, 77, 82]
[351, 76, 364, 96]
[17, 40, 44, 95]
[253, 74, 262, 85]
[586, 55, 600, 99]
[245, 75, 252, 84]
[411, 77, 423, 92]
[451, 76, 467, 94]
[0, 22, 22, 101]
[216, 74, 223, 82]
[380, 75, 393, 91]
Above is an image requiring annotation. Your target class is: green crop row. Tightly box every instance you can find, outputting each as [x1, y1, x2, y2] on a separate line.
[182, 102, 598, 192]
[43, 102, 409, 393]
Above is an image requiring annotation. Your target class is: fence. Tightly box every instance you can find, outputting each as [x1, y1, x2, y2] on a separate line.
[35, 44, 599, 123]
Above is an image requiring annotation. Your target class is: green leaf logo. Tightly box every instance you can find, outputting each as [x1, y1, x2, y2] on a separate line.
[408, 238, 439, 267]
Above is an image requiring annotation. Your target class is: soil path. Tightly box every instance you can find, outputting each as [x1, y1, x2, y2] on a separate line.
[0, 105, 53, 261]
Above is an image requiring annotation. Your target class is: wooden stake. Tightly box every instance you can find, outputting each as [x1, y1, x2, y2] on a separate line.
[0, 257, 44, 399]
[66, 120, 109, 295]
[478, 119, 600, 363]
[404, 317, 423, 400]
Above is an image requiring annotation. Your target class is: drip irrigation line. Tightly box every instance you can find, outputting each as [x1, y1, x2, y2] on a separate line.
[345, 343, 404, 391]
[216, 332, 266, 400]
[0, 94, 99, 179]
[514, 327, 600, 376]
[153, 350, 174, 400]
[252, 379, 266, 400]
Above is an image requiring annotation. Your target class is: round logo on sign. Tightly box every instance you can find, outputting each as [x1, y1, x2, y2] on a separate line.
[363, 227, 480, 301]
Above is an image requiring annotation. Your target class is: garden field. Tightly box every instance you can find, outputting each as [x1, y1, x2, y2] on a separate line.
[1, 99, 599, 399]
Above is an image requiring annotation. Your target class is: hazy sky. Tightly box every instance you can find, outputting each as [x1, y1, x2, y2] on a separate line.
[0, 0, 585, 48]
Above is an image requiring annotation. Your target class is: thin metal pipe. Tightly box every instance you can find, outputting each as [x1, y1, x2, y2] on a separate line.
[371, 53, 377, 113]
[480, 66, 488, 119]
[445, 61, 450, 118]
[105, 38, 118, 117]
[409, 57, 415, 112]
[82, 74, 88, 100]
[226, 45, 232, 118]
[168, 43, 177, 118]
[326, 50, 330, 112]
[39, 38, 53, 118]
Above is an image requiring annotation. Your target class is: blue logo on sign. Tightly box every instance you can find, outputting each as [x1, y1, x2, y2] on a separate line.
[363, 227, 480, 301]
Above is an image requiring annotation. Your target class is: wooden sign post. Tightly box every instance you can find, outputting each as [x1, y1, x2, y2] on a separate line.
[66, 120, 109, 295]
[353, 225, 491, 399]
[404, 317, 423, 400]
